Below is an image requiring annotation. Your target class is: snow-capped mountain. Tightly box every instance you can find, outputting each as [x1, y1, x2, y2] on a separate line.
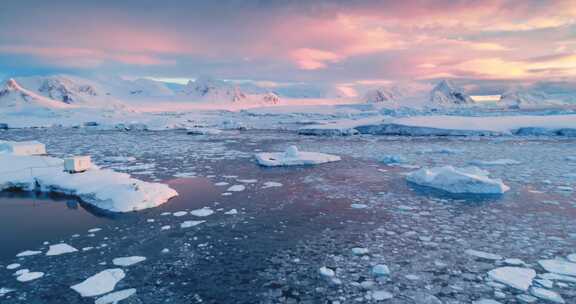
[11, 75, 127, 110]
[499, 90, 566, 109]
[179, 76, 280, 104]
[180, 76, 247, 102]
[364, 87, 403, 104]
[0, 78, 71, 111]
[429, 80, 474, 106]
[122, 78, 175, 97]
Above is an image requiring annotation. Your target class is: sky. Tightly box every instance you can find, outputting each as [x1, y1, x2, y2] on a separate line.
[0, 0, 575, 91]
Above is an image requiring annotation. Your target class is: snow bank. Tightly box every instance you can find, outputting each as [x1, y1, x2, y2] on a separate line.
[407, 166, 510, 194]
[359, 115, 576, 136]
[0, 154, 177, 212]
[255, 146, 341, 167]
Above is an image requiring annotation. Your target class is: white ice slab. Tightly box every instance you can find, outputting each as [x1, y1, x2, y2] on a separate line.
[46, 243, 78, 256]
[71, 268, 125, 297]
[407, 166, 510, 194]
[255, 146, 340, 167]
[0, 154, 178, 212]
[112, 256, 146, 267]
[487, 267, 535, 291]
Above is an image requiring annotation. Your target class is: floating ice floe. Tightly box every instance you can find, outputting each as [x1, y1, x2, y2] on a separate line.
[538, 259, 576, 276]
[0, 152, 178, 212]
[469, 159, 522, 166]
[186, 127, 222, 135]
[227, 185, 246, 192]
[319, 267, 335, 278]
[473, 299, 502, 304]
[71, 268, 125, 297]
[16, 271, 44, 282]
[372, 264, 391, 277]
[224, 209, 238, 215]
[173, 211, 187, 217]
[95, 288, 137, 304]
[181, 220, 205, 228]
[530, 287, 565, 303]
[255, 146, 340, 167]
[112, 256, 146, 267]
[465, 249, 502, 261]
[487, 267, 535, 291]
[262, 181, 283, 189]
[6, 263, 20, 270]
[46, 243, 78, 256]
[189, 207, 214, 217]
[16, 250, 42, 257]
[407, 166, 510, 194]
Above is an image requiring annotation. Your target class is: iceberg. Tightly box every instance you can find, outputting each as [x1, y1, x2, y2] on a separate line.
[0, 153, 177, 212]
[255, 146, 340, 167]
[407, 166, 510, 194]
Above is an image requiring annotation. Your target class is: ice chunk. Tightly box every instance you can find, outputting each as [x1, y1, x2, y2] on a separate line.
[465, 249, 502, 260]
[0, 141, 46, 156]
[16, 271, 44, 282]
[371, 290, 394, 301]
[172, 211, 187, 217]
[224, 209, 238, 215]
[6, 263, 20, 270]
[372, 264, 391, 277]
[95, 288, 137, 304]
[538, 259, 576, 276]
[70, 268, 125, 297]
[0, 154, 178, 212]
[473, 300, 502, 304]
[530, 287, 565, 303]
[186, 127, 222, 135]
[189, 207, 214, 217]
[16, 250, 42, 257]
[469, 159, 521, 166]
[180, 220, 205, 228]
[319, 267, 335, 278]
[407, 166, 510, 194]
[255, 146, 340, 167]
[226, 185, 246, 192]
[112, 256, 146, 267]
[487, 267, 535, 291]
[262, 181, 283, 189]
[46, 243, 78, 256]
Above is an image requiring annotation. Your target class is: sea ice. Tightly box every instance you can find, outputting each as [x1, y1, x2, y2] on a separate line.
[465, 249, 502, 260]
[112, 256, 146, 267]
[70, 268, 125, 297]
[255, 146, 340, 167]
[227, 185, 246, 192]
[95, 288, 137, 304]
[407, 166, 510, 194]
[530, 287, 565, 303]
[16, 271, 44, 282]
[181, 220, 206, 228]
[262, 181, 283, 188]
[16, 250, 42, 257]
[487, 267, 535, 291]
[46, 243, 78, 256]
[538, 259, 576, 276]
[0, 153, 178, 212]
[189, 207, 214, 217]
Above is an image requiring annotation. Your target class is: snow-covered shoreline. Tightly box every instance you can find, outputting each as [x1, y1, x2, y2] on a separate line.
[0, 154, 178, 212]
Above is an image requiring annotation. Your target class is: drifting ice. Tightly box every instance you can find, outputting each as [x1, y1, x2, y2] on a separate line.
[0, 153, 178, 212]
[255, 146, 341, 167]
[406, 166, 510, 194]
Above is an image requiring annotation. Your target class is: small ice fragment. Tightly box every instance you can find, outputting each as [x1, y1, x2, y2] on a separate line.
[95, 288, 137, 304]
[112, 256, 146, 267]
[16, 271, 44, 282]
[181, 220, 205, 228]
[227, 185, 246, 192]
[189, 207, 214, 217]
[46, 243, 78, 256]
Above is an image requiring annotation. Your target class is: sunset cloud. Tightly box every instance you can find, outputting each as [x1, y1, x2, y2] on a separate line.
[0, 0, 574, 85]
